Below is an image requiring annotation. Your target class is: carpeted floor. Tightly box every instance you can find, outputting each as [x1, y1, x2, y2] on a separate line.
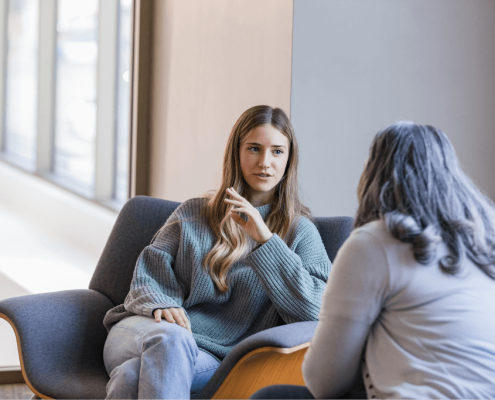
[0, 384, 33, 399]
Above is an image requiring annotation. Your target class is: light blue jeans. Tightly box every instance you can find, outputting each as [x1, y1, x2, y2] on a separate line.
[103, 315, 220, 399]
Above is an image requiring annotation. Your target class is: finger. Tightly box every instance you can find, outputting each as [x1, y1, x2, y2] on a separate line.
[154, 309, 162, 322]
[178, 309, 192, 332]
[224, 198, 244, 207]
[169, 308, 186, 328]
[230, 211, 247, 228]
[230, 206, 252, 217]
[227, 188, 247, 202]
[163, 309, 175, 324]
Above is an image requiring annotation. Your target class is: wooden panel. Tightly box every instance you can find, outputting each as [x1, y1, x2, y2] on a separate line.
[0, 368, 24, 385]
[148, 0, 294, 201]
[129, 0, 152, 197]
[212, 343, 309, 399]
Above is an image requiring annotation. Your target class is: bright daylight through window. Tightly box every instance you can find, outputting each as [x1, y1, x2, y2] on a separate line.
[53, 0, 99, 195]
[0, 0, 132, 209]
[3, 0, 39, 171]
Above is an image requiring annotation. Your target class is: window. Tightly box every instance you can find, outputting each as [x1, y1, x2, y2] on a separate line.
[3, 0, 39, 171]
[0, 0, 132, 210]
[53, 0, 99, 196]
[115, 0, 132, 205]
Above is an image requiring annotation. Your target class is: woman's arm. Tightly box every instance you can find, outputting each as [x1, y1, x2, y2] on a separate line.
[123, 210, 186, 318]
[302, 228, 389, 399]
[245, 218, 331, 323]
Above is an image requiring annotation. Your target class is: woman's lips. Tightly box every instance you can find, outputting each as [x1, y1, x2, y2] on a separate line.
[254, 174, 271, 180]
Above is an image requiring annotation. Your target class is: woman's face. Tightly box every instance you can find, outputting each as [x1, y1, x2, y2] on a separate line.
[239, 124, 290, 204]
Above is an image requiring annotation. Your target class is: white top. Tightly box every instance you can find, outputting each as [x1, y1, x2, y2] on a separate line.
[302, 219, 495, 399]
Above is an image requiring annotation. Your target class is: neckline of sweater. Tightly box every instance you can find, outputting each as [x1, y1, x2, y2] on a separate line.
[255, 202, 272, 220]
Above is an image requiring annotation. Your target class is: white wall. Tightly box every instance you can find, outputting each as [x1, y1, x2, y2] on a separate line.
[291, 0, 495, 217]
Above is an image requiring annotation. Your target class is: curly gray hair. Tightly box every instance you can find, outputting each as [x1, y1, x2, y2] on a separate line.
[355, 121, 495, 278]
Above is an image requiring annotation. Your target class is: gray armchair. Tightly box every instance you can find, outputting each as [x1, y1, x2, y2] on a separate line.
[0, 196, 353, 399]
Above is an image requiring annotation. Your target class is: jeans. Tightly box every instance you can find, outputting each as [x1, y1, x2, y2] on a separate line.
[103, 315, 220, 399]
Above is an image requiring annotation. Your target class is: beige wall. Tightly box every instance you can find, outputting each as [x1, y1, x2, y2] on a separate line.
[147, 0, 293, 201]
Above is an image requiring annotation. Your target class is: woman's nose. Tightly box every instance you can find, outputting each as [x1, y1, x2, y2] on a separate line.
[258, 153, 270, 168]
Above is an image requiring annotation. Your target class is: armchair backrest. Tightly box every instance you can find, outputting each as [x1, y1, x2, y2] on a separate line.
[314, 216, 354, 263]
[89, 196, 354, 306]
[90, 196, 181, 306]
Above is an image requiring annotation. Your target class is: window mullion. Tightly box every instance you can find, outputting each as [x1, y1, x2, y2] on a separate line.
[36, 0, 57, 175]
[0, 0, 8, 152]
[94, 0, 119, 202]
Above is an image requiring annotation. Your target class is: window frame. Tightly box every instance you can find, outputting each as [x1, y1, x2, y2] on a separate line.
[0, 0, 7, 154]
[0, 0, 132, 212]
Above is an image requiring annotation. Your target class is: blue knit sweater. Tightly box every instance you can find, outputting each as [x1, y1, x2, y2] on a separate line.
[103, 198, 331, 360]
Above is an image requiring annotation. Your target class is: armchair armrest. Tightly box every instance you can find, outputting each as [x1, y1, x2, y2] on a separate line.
[0, 289, 114, 400]
[196, 321, 318, 399]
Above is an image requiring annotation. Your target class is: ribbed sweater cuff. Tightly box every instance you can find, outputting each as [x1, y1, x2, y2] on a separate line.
[146, 302, 181, 316]
[246, 233, 323, 321]
[246, 233, 292, 276]
[127, 300, 181, 317]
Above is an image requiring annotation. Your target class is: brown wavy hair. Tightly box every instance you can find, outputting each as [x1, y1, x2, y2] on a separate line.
[202, 105, 312, 292]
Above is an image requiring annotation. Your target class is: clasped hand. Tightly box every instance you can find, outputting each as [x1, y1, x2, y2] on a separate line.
[224, 187, 274, 244]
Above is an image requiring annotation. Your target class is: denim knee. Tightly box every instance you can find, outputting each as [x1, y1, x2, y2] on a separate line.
[106, 357, 141, 399]
[141, 321, 198, 357]
[110, 358, 140, 385]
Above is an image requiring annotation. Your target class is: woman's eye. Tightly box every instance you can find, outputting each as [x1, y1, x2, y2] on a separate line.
[273, 149, 283, 155]
[248, 147, 259, 152]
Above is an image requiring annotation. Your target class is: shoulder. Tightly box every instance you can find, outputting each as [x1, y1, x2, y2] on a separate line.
[169, 197, 209, 220]
[352, 219, 413, 260]
[152, 197, 211, 248]
[293, 215, 319, 235]
[331, 221, 391, 291]
[353, 219, 386, 241]
[334, 220, 396, 278]
[343, 220, 388, 255]
[286, 216, 322, 245]
[155, 197, 209, 240]
[287, 216, 328, 257]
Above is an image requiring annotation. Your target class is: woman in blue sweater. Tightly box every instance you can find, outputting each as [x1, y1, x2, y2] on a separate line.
[102, 105, 331, 399]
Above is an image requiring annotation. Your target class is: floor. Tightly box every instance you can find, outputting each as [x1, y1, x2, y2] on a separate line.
[0, 384, 33, 399]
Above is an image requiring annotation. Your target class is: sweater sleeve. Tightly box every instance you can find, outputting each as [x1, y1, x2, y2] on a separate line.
[123, 210, 186, 317]
[244, 217, 331, 323]
[302, 228, 389, 399]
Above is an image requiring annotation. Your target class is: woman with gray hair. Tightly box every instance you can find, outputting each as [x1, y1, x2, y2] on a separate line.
[252, 121, 495, 399]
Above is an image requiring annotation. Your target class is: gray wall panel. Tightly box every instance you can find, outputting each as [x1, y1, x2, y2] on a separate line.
[292, 0, 495, 217]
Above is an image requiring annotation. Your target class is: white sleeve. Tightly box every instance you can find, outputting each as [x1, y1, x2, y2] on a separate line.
[302, 228, 390, 399]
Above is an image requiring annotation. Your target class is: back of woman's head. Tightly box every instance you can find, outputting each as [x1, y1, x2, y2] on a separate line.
[355, 121, 495, 278]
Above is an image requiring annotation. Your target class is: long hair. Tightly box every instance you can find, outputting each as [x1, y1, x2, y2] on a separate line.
[203, 105, 312, 292]
[355, 121, 495, 278]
